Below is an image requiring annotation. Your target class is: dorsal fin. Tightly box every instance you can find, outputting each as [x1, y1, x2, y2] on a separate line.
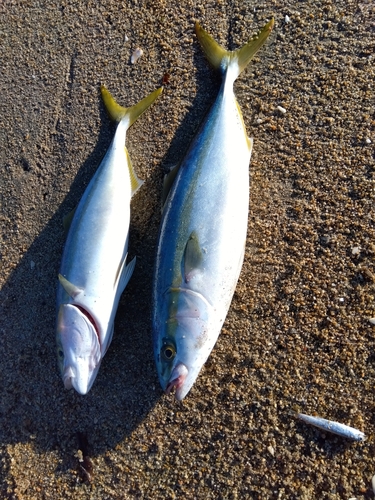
[125, 147, 144, 195]
[161, 163, 180, 209]
[62, 207, 77, 233]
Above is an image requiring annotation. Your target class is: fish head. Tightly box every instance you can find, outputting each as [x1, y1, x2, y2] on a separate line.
[155, 288, 214, 400]
[56, 303, 102, 395]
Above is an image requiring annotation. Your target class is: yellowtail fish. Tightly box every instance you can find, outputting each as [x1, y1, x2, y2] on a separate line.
[56, 85, 162, 395]
[152, 19, 274, 400]
[292, 411, 366, 441]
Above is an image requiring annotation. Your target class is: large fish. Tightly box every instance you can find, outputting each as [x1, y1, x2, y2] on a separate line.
[56, 84, 162, 395]
[152, 19, 274, 400]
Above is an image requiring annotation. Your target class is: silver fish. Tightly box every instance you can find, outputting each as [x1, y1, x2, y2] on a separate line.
[152, 19, 274, 400]
[56, 85, 162, 395]
[292, 411, 366, 441]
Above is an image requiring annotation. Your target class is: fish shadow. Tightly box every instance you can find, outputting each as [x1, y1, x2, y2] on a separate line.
[0, 41, 222, 480]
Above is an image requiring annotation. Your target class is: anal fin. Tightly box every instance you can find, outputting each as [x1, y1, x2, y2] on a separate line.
[114, 254, 136, 294]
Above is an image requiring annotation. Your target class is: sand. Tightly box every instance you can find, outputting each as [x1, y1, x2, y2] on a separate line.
[0, 0, 374, 498]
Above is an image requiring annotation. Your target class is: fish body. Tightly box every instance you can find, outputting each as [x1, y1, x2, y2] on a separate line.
[56, 85, 162, 395]
[293, 412, 366, 442]
[152, 20, 274, 400]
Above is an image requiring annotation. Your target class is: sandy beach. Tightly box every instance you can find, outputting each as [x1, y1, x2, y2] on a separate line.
[1, 0, 374, 498]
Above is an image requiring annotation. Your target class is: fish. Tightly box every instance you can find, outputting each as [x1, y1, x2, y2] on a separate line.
[56, 84, 162, 395]
[291, 411, 366, 442]
[152, 19, 274, 400]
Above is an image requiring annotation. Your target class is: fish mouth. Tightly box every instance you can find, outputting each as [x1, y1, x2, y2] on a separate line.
[63, 362, 100, 395]
[58, 303, 102, 395]
[63, 366, 75, 390]
[166, 363, 188, 400]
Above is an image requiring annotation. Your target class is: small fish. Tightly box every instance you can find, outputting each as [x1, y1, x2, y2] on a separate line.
[292, 411, 366, 441]
[56, 84, 162, 395]
[152, 19, 274, 400]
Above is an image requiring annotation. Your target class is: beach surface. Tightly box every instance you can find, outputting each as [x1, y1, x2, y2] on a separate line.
[0, 0, 374, 498]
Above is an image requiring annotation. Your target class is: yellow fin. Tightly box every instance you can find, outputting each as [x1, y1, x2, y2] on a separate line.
[100, 85, 163, 128]
[125, 147, 144, 195]
[235, 99, 253, 151]
[195, 18, 274, 79]
[194, 25, 228, 72]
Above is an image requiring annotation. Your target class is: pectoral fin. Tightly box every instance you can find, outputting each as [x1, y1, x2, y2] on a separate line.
[58, 274, 84, 299]
[183, 231, 203, 283]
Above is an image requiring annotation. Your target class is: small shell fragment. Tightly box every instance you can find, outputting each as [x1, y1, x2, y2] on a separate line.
[351, 246, 361, 256]
[267, 445, 275, 456]
[285, 15, 291, 23]
[291, 411, 366, 441]
[369, 318, 375, 326]
[131, 47, 143, 64]
[277, 105, 287, 114]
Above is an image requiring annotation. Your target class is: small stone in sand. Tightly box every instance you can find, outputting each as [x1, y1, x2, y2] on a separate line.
[131, 47, 143, 64]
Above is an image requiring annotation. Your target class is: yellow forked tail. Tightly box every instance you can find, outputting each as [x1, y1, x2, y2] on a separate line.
[100, 84, 163, 195]
[100, 85, 163, 128]
[195, 18, 274, 80]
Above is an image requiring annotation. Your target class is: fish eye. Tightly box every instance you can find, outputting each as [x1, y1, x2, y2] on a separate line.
[58, 348, 64, 359]
[161, 343, 176, 361]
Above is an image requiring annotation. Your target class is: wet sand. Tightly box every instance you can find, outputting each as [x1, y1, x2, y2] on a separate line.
[1, 0, 375, 498]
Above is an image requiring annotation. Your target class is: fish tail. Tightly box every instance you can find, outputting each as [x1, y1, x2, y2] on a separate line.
[288, 409, 299, 418]
[100, 85, 163, 129]
[195, 18, 274, 82]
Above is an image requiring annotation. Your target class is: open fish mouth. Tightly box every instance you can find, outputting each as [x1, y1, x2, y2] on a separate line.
[62, 350, 101, 395]
[166, 363, 188, 398]
[57, 302, 103, 395]
[63, 364, 98, 395]
[63, 366, 75, 390]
